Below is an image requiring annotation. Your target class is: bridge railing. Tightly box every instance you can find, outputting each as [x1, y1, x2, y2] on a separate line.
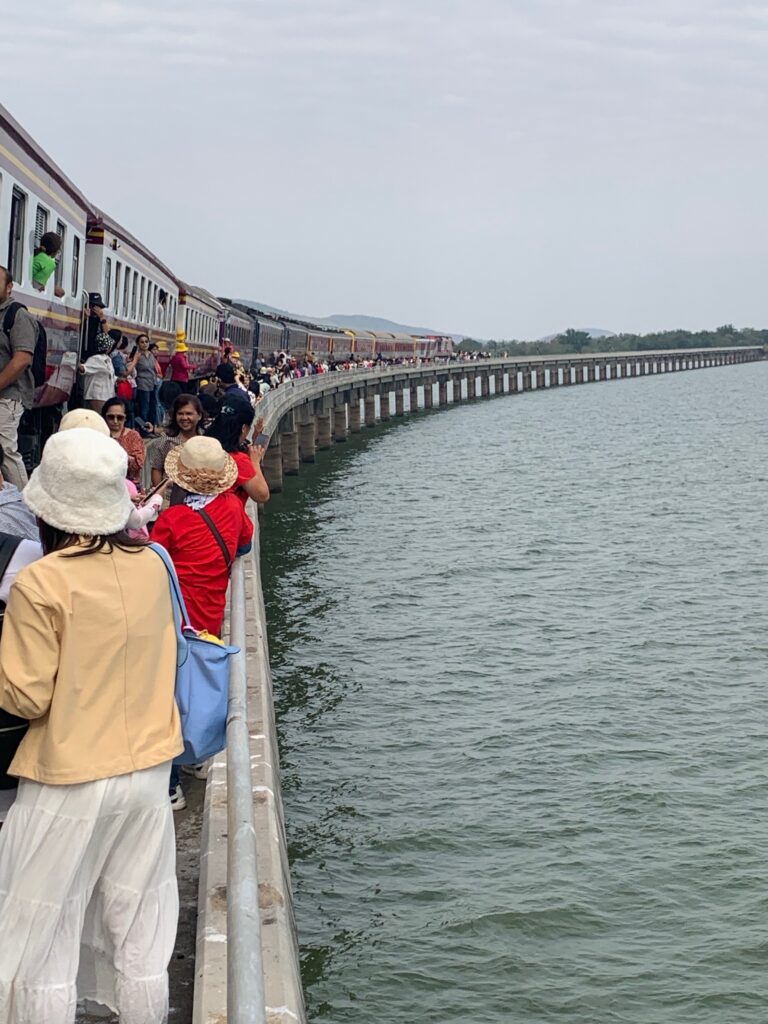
[225, 556, 266, 1024]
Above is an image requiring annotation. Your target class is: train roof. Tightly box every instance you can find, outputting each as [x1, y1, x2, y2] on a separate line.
[0, 103, 90, 213]
[178, 282, 225, 312]
[89, 207, 178, 283]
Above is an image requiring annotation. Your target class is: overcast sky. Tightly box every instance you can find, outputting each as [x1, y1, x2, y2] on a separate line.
[3, 1, 768, 338]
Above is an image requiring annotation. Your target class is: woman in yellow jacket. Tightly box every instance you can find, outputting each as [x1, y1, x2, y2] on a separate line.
[0, 427, 182, 1024]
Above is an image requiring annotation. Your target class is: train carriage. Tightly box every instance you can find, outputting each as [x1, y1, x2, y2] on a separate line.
[218, 300, 254, 367]
[0, 103, 90, 366]
[345, 329, 377, 358]
[177, 284, 224, 366]
[85, 209, 178, 353]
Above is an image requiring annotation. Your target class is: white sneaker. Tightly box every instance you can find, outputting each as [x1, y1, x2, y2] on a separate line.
[169, 784, 187, 811]
[181, 763, 209, 781]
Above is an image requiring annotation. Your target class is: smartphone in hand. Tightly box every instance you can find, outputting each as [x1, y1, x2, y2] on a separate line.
[253, 432, 270, 449]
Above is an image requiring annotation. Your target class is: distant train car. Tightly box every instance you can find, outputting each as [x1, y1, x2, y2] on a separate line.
[218, 300, 254, 367]
[85, 209, 178, 352]
[344, 329, 376, 358]
[306, 329, 347, 360]
[0, 103, 90, 364]
[177, 284, 224, 366]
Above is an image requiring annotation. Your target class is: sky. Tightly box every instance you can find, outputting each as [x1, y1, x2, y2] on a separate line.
[3, 0, 768, 339]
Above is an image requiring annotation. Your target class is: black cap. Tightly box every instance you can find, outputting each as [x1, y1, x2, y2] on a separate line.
[88, 292, 106, 309]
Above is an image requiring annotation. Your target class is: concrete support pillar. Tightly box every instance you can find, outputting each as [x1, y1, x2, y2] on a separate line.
[410, 386, 419, 411]
[560, 366, 569, 385]
[424, 382, 434, 409]
[439, 381, 448, 405]
[495, 372, 504, 394]
[380, 392, 391, 421]
[587, 363, 596, 382]
[333, 406, 348, 442]
[481, 374, 490, 398]
[453, 379, 463, 403]
[349, 401, 361, 433]
[395, 390, 405, 416]
[522, 370, 532, 391]
[316, 413, 332, 449]
[281, 431, 299, 476]
[299, 420, 316, 463]
[262, 439, 283, 493]
[364, 395, 377, 427]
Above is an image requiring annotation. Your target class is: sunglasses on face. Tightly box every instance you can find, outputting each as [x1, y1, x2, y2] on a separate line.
[106, 414, 126, 422]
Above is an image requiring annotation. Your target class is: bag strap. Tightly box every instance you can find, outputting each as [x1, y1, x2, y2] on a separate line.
[149, 542, 190, 668]
[2, 302, 25, 339]
[197, 508, 233, 570]
[0, 532, 23, 582]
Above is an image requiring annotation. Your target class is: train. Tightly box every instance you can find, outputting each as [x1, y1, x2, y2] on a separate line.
[0, 103, 454, 393]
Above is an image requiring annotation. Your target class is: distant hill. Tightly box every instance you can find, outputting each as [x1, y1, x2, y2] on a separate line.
[539, 327, 616, 342]
[233, 299, 459, 338]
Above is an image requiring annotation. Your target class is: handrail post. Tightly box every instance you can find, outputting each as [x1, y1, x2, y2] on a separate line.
[227, 557, 266, 1023]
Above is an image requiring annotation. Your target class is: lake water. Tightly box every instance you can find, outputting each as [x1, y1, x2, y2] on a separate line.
[259, 360, 768, 1023]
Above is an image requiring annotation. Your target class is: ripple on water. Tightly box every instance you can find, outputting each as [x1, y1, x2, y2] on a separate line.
[261, 362, 768, 1023]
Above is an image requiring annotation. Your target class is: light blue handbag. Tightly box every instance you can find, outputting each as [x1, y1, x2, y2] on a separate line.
[150, 543, 239, 765]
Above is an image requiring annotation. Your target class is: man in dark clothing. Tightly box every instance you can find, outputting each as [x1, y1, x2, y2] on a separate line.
[84, 292, 108, 360]
[0, 267, 36, 488]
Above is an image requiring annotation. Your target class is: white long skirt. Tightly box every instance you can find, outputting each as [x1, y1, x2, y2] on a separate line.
[0, 761, 178, 1024]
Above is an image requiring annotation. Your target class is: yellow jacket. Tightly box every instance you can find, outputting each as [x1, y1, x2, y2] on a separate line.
[0, 544, 183, 785]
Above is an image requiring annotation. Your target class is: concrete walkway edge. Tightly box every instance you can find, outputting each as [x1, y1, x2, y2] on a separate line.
[193, 518, 307, 1024]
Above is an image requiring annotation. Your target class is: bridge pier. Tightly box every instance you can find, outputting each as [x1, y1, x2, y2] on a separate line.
[333, 407, 348, 442]
[481, 374, 490, 398]
[262, 438, 283, 493]
[395, 390, 405, 416]
[316, 412, 332, 449]
[364, 395, 377, 427]
[522, 369, 532, 391]
[453, 379, 463, 403]
[348, 400, 361, 433]
[424, 382, 434, 409]
[380, 391, 391, 421]
[439, 381, 448, 405]
[281, 431, 299, 476]
[410, 385, 419, 411]
[299, 419, 316, 462]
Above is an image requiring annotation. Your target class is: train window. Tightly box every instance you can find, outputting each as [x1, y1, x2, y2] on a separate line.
[114, 262, 122, 312]
[152, 284, 157, 326]
[34, 205, 49, 248]
[122, 267, 130, 316]
[131, 271, 138, 319]
[8, 187, 26, 283]
[71, 235, 81, 296]
[54, 220, 66, 292]
[104, 258, 112, 308]
[139, 277, 146, 322]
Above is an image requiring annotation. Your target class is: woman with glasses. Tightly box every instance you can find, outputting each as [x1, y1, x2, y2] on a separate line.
[101, 396, 145, 484]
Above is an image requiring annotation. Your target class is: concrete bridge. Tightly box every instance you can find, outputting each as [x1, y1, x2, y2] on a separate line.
[256, 347, 764, 492]
[189, 344, 763, 1024]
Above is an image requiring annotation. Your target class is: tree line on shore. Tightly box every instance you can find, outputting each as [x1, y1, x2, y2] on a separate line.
[458, 325, 768, 357]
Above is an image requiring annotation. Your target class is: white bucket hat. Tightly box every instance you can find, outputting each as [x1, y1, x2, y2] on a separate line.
[59, 408, 110, 436]
[24, 428, 134, 536]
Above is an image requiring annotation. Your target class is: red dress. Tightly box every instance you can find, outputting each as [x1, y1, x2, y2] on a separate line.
[151, 493, 253, 636]
[229, 450, 256, 506]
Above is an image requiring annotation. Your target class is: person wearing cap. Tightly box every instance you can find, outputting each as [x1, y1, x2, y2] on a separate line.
[0, 427, 182, 1022]
[84, 291, 109, 360]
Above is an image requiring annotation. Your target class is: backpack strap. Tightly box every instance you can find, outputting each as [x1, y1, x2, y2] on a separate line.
[149, 542, 191, 668]
[197, 508, 233, 570]
[0, 532, 23, 583]
[2, 302, 26, 338]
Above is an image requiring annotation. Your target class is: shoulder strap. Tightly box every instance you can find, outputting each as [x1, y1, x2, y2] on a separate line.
[0, 532, 22, 581]
[2, 302, 26, 337]
[198, 508, 233, 570]
[149, 542, 190, 667]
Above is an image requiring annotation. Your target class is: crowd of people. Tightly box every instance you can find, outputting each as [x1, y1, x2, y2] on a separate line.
[0, 269, 273, 1023]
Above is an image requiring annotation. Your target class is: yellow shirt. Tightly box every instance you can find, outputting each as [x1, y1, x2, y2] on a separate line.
[0, 544, 183, 785]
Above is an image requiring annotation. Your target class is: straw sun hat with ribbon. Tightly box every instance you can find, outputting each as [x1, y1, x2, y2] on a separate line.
[164, 436, 238, 496]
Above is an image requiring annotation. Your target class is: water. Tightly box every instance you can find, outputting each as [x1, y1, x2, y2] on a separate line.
[259, 361, 768, 1024]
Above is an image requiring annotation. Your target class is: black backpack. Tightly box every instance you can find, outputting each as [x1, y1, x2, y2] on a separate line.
[2, 302, 48, 388]
[0, 532, 28, 790]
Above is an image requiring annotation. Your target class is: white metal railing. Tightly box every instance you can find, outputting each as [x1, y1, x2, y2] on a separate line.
[226, 557, 266, 1023]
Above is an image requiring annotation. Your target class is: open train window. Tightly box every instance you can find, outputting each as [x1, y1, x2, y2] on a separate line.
[104, 258, 112, 308]
[131, 271, 138, 319]
[139, 277, 146, 322]
[8, 187, 27, 284]
[34, 205, 49, 248]
[54, 220, 66, 292]
[122, 267, 130, 316]
[71, 235, 81, 296]
[114, 262, 122, 312]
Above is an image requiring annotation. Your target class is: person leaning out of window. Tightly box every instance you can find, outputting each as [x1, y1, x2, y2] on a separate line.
[31, 232, 65, 298]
